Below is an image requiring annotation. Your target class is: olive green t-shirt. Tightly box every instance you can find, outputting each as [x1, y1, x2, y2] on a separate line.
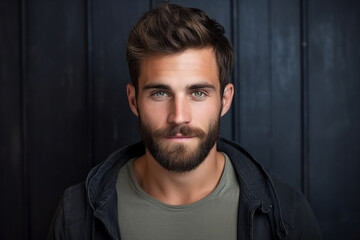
[116, 153, 239, 240]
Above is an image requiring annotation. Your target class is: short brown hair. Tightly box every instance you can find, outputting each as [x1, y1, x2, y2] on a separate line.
[126, 3, 233, 95]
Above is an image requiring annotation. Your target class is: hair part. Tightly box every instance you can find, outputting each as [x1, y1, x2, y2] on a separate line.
[126, 3, 233, 96]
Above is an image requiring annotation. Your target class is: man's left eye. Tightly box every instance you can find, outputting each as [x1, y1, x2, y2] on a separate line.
[192, 91, 206, 98]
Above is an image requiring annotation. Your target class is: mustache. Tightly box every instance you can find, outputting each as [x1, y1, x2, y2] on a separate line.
[153, 125, 206, 138]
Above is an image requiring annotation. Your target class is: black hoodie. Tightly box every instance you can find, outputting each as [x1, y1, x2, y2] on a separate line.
[48, 138, 322, 239]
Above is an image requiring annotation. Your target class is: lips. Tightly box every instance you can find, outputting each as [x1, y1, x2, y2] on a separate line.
[168, 133, 193, 138]
[166, 134, 194, 142]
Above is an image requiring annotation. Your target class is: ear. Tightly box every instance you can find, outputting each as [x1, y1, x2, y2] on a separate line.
[220, 83, 234, 117]
[126, 83, 139, 116]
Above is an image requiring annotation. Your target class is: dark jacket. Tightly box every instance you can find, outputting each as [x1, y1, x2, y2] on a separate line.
[48, 138, 322, 240]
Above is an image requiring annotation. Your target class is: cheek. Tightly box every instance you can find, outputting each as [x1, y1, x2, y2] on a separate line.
[138, 102, 167, 126]
[196, 97, 222, 113]
[192, 101, 222, 122]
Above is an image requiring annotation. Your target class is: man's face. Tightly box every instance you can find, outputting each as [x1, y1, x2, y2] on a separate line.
[127, 48, 232, 172]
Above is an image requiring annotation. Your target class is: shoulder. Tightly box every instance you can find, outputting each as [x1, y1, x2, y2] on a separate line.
[48, 183, 90, 240]
[63, 182, 88, 218]
[271, 175, 322, 239]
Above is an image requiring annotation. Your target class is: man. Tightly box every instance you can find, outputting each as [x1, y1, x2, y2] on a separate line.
[49, 3, 322, 239]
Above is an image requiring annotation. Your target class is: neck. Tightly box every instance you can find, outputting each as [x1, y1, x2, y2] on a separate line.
[133, 145, 225, 205]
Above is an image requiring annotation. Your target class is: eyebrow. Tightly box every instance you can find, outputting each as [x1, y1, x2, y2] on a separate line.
[187, 83, 216, 91]
[143, 84, 171, 91]
[142, 83, 216, 91]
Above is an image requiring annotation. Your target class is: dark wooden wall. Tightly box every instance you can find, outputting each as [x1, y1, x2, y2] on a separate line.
[1, 0, 359, 239]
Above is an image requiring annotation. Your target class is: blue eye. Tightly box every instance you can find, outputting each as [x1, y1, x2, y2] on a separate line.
[152, 91, 168, 98]
[192, 91, 206, 98]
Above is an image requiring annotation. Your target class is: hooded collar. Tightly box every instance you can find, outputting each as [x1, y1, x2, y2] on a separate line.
[85, 139, 288, 239]
[217, 138, 288, 239]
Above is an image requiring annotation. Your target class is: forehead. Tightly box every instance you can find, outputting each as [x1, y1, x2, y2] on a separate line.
[138, 48, 219, 88]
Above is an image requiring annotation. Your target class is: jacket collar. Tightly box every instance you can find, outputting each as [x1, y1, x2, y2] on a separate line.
[85, 142, 145, 239]
[85, 139, 288, 239]
[218, 138, 288, 239]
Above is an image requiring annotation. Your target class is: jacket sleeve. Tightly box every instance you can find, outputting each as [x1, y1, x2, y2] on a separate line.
[291, 192, 322, 240]
[47, 183, 88, 240]
[47, 196, 66, 240]
[271, 176, 322, 239]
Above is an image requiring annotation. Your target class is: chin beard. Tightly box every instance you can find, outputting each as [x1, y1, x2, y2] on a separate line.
[139, 119, 220, 173]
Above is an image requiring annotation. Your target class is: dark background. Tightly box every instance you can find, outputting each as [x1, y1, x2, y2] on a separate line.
[1, 0, 359, 239]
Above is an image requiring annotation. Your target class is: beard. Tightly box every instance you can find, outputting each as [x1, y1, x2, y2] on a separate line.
[139, 117, 220, 173]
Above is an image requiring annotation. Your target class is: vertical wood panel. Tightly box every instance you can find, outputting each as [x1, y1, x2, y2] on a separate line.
[232, 0, 241, 142]
[308, 0, 360, 239]
[270, 0, 301, 187]
[300, 0, 310, 196]
[235, 0, 302, 188]
[0, 1, 25, 239]
[26, 0, 90, 238]
[92, 0, 148, 164]
[237, 0, 272, 168]
[85, 0, 94, 169]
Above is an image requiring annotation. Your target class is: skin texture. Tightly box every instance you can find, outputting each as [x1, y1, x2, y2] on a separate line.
[127, 48, 234, 205]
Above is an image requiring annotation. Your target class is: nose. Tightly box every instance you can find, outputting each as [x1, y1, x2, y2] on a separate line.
[167, 96, 191, 124]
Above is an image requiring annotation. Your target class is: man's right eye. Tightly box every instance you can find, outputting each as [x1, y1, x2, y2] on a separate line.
[151, 91, 168, 98]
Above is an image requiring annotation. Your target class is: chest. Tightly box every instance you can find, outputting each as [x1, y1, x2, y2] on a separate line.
[117, 192, 239, 240]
